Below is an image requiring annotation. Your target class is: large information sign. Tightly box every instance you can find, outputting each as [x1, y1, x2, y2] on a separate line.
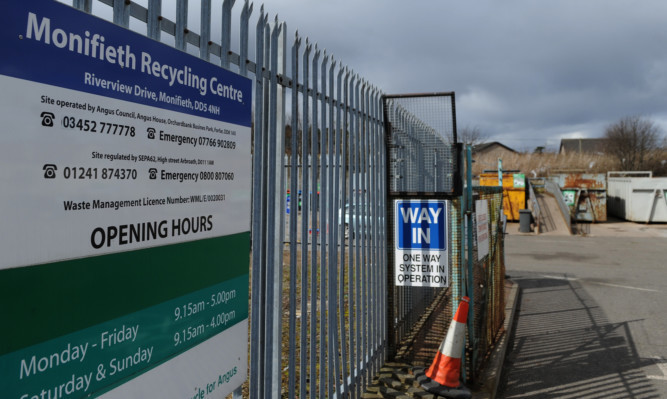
[0, 2, 251, 398]
[394, 200, 449, 288]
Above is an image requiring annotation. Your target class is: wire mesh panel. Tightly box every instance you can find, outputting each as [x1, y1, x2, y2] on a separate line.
[466, 186, 505, 382]
[383, 93, 461, 196]
[383, 93, 463, 359]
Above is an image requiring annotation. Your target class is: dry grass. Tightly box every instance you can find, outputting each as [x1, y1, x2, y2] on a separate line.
[471, 151, 655, 177]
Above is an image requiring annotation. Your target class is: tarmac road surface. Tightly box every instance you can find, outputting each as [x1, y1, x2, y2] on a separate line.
[498, 220, 667, 399]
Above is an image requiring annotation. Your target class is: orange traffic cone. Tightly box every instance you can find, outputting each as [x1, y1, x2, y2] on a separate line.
[417, 296, 471, 399]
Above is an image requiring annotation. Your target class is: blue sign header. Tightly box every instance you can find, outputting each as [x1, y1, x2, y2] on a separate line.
[395, 200, 447, 251]
[0, 0, 251, 126]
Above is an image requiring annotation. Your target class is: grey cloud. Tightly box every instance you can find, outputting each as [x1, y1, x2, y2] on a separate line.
[185, 0, 667, 148]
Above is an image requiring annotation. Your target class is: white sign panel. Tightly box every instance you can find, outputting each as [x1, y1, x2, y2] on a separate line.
[475, 200, 490, 261]
[0, 79, 250, 269]
[394, 199, 449, 287]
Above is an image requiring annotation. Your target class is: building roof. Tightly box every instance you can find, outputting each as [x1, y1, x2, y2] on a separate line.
[472, 142, 517, 154]
[559, 138, 607, 155]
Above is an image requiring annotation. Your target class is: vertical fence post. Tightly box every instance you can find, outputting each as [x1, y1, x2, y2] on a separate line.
[147, 0, 161, 40]
[175, 0, 187, 51]
[380, 98, 388, 366]
[265, 18, 286, 397]
[299, 38, 311, 399]
[200, 0, 212, 61]
[239, 1, 253, 77]
[318, 51, 329, 398]
[359, 79, 368, 389]
[372, 88, 380, 376]
[353, 75, 363, 396]
[286, 30, 301, 398]
[458, 145, 466, 311]
[383, 94, 396, 358]
[264, 18, 277, 397]
[465, 145, 476, 382]
[249, 8, 266, 399]
[73, 0, 91, 13]
[338, 66, 350, 397]
[112, 0, 130, 27]
[332, 62, 345, 397]
[220, 0, 235, 68]
[309, 46, 321, 399]
[326, 56, 338, 399]
[466, 145, 474, 307]
[347, 73, 357, 390]
[276, 18, 288, 392]
[457, 145, 468, 383]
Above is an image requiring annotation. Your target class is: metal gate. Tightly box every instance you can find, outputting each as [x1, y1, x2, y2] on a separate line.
[382, 93, 462, 356]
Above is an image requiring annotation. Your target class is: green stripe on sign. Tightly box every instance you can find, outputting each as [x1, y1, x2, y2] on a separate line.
[0, 232, 250, 356]
[0, 277, 248, 399]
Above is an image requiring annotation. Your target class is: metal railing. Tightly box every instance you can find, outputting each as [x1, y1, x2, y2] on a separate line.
[544, 179, 572, 233]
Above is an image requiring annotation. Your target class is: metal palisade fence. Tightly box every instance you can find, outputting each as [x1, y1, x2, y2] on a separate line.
[70, 1, 505, 398]
[273, 27, 387, 399]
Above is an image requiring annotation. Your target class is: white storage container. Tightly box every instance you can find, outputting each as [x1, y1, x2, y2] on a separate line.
[608, 172, 667, 222]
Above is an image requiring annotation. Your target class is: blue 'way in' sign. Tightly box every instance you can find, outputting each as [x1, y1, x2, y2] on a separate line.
[396, 200, 447, 250]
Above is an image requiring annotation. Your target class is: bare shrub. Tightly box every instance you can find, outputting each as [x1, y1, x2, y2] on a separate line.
[604, 116, 662, 171]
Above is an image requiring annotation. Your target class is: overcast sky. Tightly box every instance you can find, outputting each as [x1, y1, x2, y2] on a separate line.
[245, 0, 667, 151]
[94, 0, 667, 151]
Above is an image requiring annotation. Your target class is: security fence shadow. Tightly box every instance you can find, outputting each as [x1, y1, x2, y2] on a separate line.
[498, 272, 660, 399]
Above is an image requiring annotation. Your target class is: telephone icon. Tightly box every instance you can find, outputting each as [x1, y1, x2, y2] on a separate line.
[41, 112, 55, 127]
[43, 164, 57, 179]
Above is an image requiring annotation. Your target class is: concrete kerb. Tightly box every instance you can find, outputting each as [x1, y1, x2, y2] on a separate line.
[472, 280, 519, 399]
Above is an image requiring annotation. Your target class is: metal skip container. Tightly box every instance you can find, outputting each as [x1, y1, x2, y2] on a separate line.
[479, 172, 526, 221]
[548, 173, 607, 222]
[607, 172, 667, 223]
